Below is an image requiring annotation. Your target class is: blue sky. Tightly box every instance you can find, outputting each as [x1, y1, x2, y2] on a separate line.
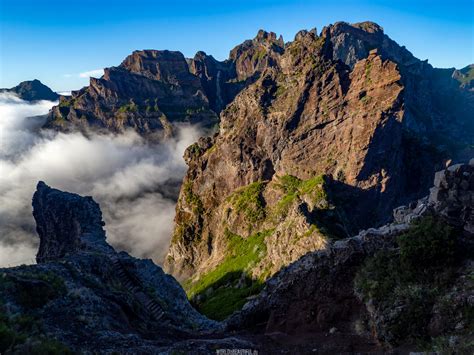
[0, 0, 473, 91]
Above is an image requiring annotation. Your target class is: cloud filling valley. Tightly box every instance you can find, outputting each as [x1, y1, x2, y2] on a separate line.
[0, 93, 201, 266]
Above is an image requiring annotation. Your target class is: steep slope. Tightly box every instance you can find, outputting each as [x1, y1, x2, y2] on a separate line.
[0, 79, 59, 101]
[165, 22, 474, 317]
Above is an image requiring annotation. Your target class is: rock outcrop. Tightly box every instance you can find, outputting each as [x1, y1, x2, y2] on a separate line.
[0, 156, 471, 353]
[0, 79, 59, 101]
[228, 161, 474, 351]
[165, 22, 474, 308]
[32, 181, 113, 262]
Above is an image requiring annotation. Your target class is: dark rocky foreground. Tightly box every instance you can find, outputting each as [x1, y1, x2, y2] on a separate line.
[1, 161, 472, 353]
[0, 182, 247, 353]
[0, 79, 59, 101]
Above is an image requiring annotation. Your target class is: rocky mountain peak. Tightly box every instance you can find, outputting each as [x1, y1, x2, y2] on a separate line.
[351, 21, 384, 34]
[0, 79, 59, 101]
[321, 20, 415, 68]
[165, 21, 473, 323]
[254, 29, 284, 47]
[294, 27, 318, 41]
[120, 49, 197, 84]
[229, 29, 284, 81]
[453, 64, 474, 90]
[32, 181, 113, 263]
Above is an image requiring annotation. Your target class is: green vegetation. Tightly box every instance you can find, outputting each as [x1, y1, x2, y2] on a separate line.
[59, 98, 75, 108]
[275, 85, 286, 97]
[274, 174, 328, 218]
[360, 94, 371, 104]
[354, 217, 459, 343]
[144, 98, 160, 113]
[299, 175, 328, 205]
[365, 61, 372, 85]
[271, 174, 346, 240]
[251, 48, 267, 62]
[0, 291, 71, 354]
[118, 102, 138, 113]
[185, 106, 206, 115]
[187, 143, 203, 158]
[0, 271, 67, 310]
[228, 181, 266, 223]
[29, 339, 73, 354]
[454, 65, 474, 85]
[398, 217, 456, 271]
[187, 229, 272, 320]
[183, 182, 204, 215]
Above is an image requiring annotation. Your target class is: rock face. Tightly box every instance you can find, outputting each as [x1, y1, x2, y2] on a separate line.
[0, 79, 59, 101]
[189, 30, 284, 112]
[165, 21, 474, 296]
[33, 181, 113, 262]
[428, 162, 474, 234]
[1, 182, 265, 353]
[228, 162, 474, 351]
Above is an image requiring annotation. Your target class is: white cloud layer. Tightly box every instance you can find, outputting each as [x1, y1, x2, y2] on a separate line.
[0, 93, 200, 267]
[64, 69, 104, 79]
[79, 69, 104, 78]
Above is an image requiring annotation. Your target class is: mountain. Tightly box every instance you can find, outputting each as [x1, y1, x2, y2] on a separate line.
[4, 20, 471, 352]
[163, 21, 474, 318]
[44, 51, 217, 137]
[0, 79, 59, 101]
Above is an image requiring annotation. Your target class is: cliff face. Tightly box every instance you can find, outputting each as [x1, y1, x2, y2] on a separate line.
[0, 79, 59, 101]
[164, 22, 474, 313]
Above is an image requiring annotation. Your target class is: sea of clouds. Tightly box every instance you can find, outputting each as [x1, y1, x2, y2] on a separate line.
[0, 92, 201, 266]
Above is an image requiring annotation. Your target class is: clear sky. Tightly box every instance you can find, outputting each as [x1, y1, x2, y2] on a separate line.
[1, 0, 473, 91]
